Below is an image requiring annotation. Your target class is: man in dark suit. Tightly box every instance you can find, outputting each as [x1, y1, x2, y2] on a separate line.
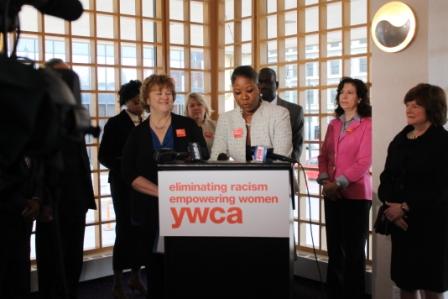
[35, 59, 96, 299]
[258, 68, 304, 161]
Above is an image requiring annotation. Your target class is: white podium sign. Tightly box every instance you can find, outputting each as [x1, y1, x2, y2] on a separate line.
[158, 169, 291, 237]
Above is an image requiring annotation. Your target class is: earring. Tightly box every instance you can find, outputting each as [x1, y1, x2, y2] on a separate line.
[358, 98, 362, 103]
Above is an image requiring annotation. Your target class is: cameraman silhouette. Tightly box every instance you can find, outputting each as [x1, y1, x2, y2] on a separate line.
[0, 156, 42, 299]
[35, 59, 96, 299]
[1, 1, 98, 299]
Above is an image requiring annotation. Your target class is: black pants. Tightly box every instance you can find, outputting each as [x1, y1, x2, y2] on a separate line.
[0, 210, 32, 299]
[324, 199, 371, 299]
[36, 204, 87, 299]
[110, 176, 145, 271]
[146, 252, 164, 299]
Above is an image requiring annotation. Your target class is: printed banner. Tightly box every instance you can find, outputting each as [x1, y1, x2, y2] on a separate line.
[159, 169, 291, 237]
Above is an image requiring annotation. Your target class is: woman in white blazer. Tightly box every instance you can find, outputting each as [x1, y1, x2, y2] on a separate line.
[211, 65, 292, 161]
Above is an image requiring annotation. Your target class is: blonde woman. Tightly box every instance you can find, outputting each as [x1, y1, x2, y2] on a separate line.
[185, 92, 216, 152]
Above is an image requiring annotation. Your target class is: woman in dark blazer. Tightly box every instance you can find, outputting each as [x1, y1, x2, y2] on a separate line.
[122, 74, 207, 299]
[378, 83, 448, 299]
[98, 80, 146, 298]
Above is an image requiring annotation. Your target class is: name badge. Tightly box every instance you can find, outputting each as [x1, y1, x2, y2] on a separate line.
[176, 129, 186, 137]
[204, 131, 214, 139]
[233, 128, 243, 139]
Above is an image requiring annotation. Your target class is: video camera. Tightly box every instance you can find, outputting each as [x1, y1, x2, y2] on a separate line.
[0, 0, 83, 33]
[0, 0, 99, 190]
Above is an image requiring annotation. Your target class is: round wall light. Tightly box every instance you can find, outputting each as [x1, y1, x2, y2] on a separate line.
[371, 1, 417, 53]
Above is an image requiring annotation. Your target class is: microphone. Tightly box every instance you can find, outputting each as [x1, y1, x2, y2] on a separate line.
[252, 146, 268, 162]
[267, 151, 297, 163]
[187, 142, 202, 161]
[154, 144, 204, 163]
[153, 149, 177, 163]
[252, 146, 298, 163]
[217, 153, 229, 161]
[153, 148, 189, 163]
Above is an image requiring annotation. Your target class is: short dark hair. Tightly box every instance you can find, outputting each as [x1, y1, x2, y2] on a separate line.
[231, 65, 258, 85]
[118, 80, 142, 106]
[45, 58, 65, 69]
[404, 83, 447, 126]
[335, 77, 372, 117]
[258, 67, 277, 81]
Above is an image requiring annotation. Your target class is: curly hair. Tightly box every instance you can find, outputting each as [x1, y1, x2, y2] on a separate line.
[404, 83, 447, 126]
[334, 77, 372, 117]
[118, 80, 142, 106]
[140, 74, 176, 111]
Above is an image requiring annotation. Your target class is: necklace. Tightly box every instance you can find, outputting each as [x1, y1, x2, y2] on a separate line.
[406, 130, 423, 140]
[150, 115, 171, 130]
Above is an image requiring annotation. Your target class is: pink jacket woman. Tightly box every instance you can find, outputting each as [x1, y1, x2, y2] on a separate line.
[317, 77, 372, 299]
[318, 116, 372, 200]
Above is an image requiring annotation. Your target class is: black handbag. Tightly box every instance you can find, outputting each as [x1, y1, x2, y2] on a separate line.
[374, 204, 391, 235]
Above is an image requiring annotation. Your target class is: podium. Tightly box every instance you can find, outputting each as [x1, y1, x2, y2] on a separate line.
[158, 162, 295, 299]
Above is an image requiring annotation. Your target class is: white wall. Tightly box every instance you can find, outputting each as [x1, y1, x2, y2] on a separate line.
[371, 1, 448, 298]
[428, 1, 448, 89]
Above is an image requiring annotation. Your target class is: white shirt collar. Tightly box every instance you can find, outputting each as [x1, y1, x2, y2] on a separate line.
[125, 109, 141, 126]
[339, 113, 360, 122]
[267, 96, 278, 105]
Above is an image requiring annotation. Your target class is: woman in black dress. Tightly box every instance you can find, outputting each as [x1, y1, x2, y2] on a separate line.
[121, 74, 207, 299]
[98, 80, 146, 298]
[378, 83, 448, 299]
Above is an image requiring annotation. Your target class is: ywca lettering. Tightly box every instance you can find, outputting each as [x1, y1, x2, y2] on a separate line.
[171, 207, 243, 228]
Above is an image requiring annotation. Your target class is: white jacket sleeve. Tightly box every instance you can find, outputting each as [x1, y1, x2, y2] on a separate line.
[210, 113, 229, 160]
[272, 107, 293, 157]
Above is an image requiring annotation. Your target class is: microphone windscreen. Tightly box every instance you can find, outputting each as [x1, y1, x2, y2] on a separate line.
[153, 149, 177, 163]
[217, 153, 229, 161]
[253, 146, 268, 162]
[187, 142, 202, 161]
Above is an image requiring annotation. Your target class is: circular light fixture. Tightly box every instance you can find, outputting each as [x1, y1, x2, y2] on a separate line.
[371, 1, 417, 53]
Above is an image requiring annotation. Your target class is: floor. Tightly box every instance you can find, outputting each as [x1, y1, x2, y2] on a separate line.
[30, 273, 371, 299]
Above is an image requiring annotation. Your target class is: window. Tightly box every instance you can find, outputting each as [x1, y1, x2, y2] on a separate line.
[330, 60, 340, 76]
[45, 39, 66, 60]
[255, 0, 371, 261]
[16, 37, 39, 60]
[221, 0, 254, 112]
[360, 57, 368, 73]
[17, 0, 166, 257]
[168, 0, 210, 115]
[16, 0, 370, 262]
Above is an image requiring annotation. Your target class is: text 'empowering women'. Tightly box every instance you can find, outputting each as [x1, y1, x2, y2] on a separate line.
[168, 182, 278, 228]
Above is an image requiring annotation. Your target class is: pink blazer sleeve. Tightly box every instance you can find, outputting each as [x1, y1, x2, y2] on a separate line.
[318, 122, 333, 176]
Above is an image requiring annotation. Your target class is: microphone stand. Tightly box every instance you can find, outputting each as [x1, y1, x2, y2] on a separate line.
[289, 163, 296, 210]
